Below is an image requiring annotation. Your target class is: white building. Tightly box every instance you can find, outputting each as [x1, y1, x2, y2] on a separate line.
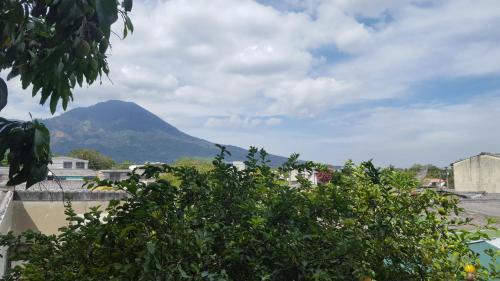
[98, 170, 130, 182]
[49, 156, 89, 170]
[48, 156, 96, 181]
[232, 161, 246, 171]
[452, 153, 500, 193]
[287, 169, 318, 186]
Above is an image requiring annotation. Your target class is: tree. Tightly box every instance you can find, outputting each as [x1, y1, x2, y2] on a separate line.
[173, 157, 214, 173]
[68, 148, 114, 170]
[1, 147, 498, 280]
[0, 0, 133, 187]
[114, 160, 135, 169]
[160, 157, 214, 187]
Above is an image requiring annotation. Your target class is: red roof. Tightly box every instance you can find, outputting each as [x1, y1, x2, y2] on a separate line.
[428, 178, 446, 183]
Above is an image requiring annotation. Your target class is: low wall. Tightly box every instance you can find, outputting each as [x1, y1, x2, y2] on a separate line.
[0, 190, 127, 276]
[11, 191, 127, 235]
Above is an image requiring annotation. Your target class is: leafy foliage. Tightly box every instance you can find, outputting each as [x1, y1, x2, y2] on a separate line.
[68, 148, 114, 170]
[0, 118, 50, 187]
[160, 157, 214, 187]
[114, 160, 135, 169]
[0, 0, 133, 113]
[0, 0, 133, 187]
[1, 147, 498, 280]
[315, 164, 334, 184]
[172, 157, 214, 173]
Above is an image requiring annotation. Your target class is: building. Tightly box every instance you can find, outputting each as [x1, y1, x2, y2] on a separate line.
[48, 169, 97, 181]
[232, 161, 246, 171]
[98, 170, 131, 182]
[287, 169, 319, 186]
[48, 156, 96, 181]
[49, 156, 89, 170]
[452, 153, 500, 193]
[427, 178, 446, 188]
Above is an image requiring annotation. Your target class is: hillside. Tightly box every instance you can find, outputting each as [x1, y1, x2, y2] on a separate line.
[44, 100, 288, 165]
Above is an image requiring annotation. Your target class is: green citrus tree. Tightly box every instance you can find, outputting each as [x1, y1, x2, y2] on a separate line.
[0, 0, 133, 187]
[1, 147, 498, 280]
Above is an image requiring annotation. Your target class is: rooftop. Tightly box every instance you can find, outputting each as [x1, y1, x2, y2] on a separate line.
[451, 152, 500, 165]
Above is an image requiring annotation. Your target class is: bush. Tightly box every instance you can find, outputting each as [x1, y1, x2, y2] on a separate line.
[0, 147, 498, 281]
[68, 149, 115, 170]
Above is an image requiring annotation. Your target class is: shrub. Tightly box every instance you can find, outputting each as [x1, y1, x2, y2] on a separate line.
[0, 147, 498, 281]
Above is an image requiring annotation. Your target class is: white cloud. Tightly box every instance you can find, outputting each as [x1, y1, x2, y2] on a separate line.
[2, 0, 500, 166]
[196, 94, 500, 167]
[265, 117, 282, 126]
[315, 94, 500, 166]
[264, 77, 353, 116]
[7, 0, 499, 120]
[205, 115, 282, 128]
[330, 0, 500, 97]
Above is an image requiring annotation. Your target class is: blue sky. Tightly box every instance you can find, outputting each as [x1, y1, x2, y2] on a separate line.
[3, 0, 500, 167]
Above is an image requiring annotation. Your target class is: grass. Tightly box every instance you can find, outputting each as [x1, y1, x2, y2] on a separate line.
[482, 229, 500, 238]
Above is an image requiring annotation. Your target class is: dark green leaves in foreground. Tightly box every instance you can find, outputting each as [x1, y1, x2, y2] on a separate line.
[0, 0, 134, 114]
[0, 77, 7, 111]
[0, 118, 51, 187]
[0, 0, 133, 187]
[1, 147, 498, 280]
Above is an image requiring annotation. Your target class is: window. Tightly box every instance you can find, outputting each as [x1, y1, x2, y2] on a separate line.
[63, 162, 73, 169]
[76, 162, 85, 169]
[109, 172, 121, 181]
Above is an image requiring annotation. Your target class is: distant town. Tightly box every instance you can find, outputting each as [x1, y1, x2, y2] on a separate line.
[1, 151, 498, 194]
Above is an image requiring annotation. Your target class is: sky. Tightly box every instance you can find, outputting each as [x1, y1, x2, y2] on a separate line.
[3, 0, 500, 167]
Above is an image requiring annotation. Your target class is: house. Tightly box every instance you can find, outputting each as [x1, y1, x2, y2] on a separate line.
[47, 156, 96, 181]
[98, 170, 130, 182]
[0, 157, 97, 184]
[48, 169, 97, 181]
[49, 156, 89, 170]
[287, 169, 318, 186]
[427, 178, 446, 188]
[452, 153, 500, 193]
[232, 161, 246, 171]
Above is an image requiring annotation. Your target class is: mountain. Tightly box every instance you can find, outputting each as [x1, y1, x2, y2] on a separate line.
[44, 100, 289, 165]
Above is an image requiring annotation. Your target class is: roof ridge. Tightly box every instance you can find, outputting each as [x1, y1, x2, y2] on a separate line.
[451, 152, 500, 165]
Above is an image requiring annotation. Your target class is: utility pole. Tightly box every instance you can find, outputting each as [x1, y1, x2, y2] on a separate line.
[444, 166, 449, 188]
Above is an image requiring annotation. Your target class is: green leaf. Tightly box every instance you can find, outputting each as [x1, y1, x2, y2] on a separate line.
[49, 91, 59, 114]
[10, 2, 24, 23]
[7, 67, 20, 81]
[2, 120, 50, 188]
[32, 83, 42, 97]
[0, 78, 7, 111]
[125, 15, 134, 32]
[33, 122, 50, 159]
[123, 0, 133, 12]
[96, 0, 119, 27]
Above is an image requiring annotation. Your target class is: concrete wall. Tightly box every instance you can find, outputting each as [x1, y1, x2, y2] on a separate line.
[0, 190, 126, 277]
[454, 155, 500, 193]
[10, 191, 127, 235]
[11, 201, 110, 235]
